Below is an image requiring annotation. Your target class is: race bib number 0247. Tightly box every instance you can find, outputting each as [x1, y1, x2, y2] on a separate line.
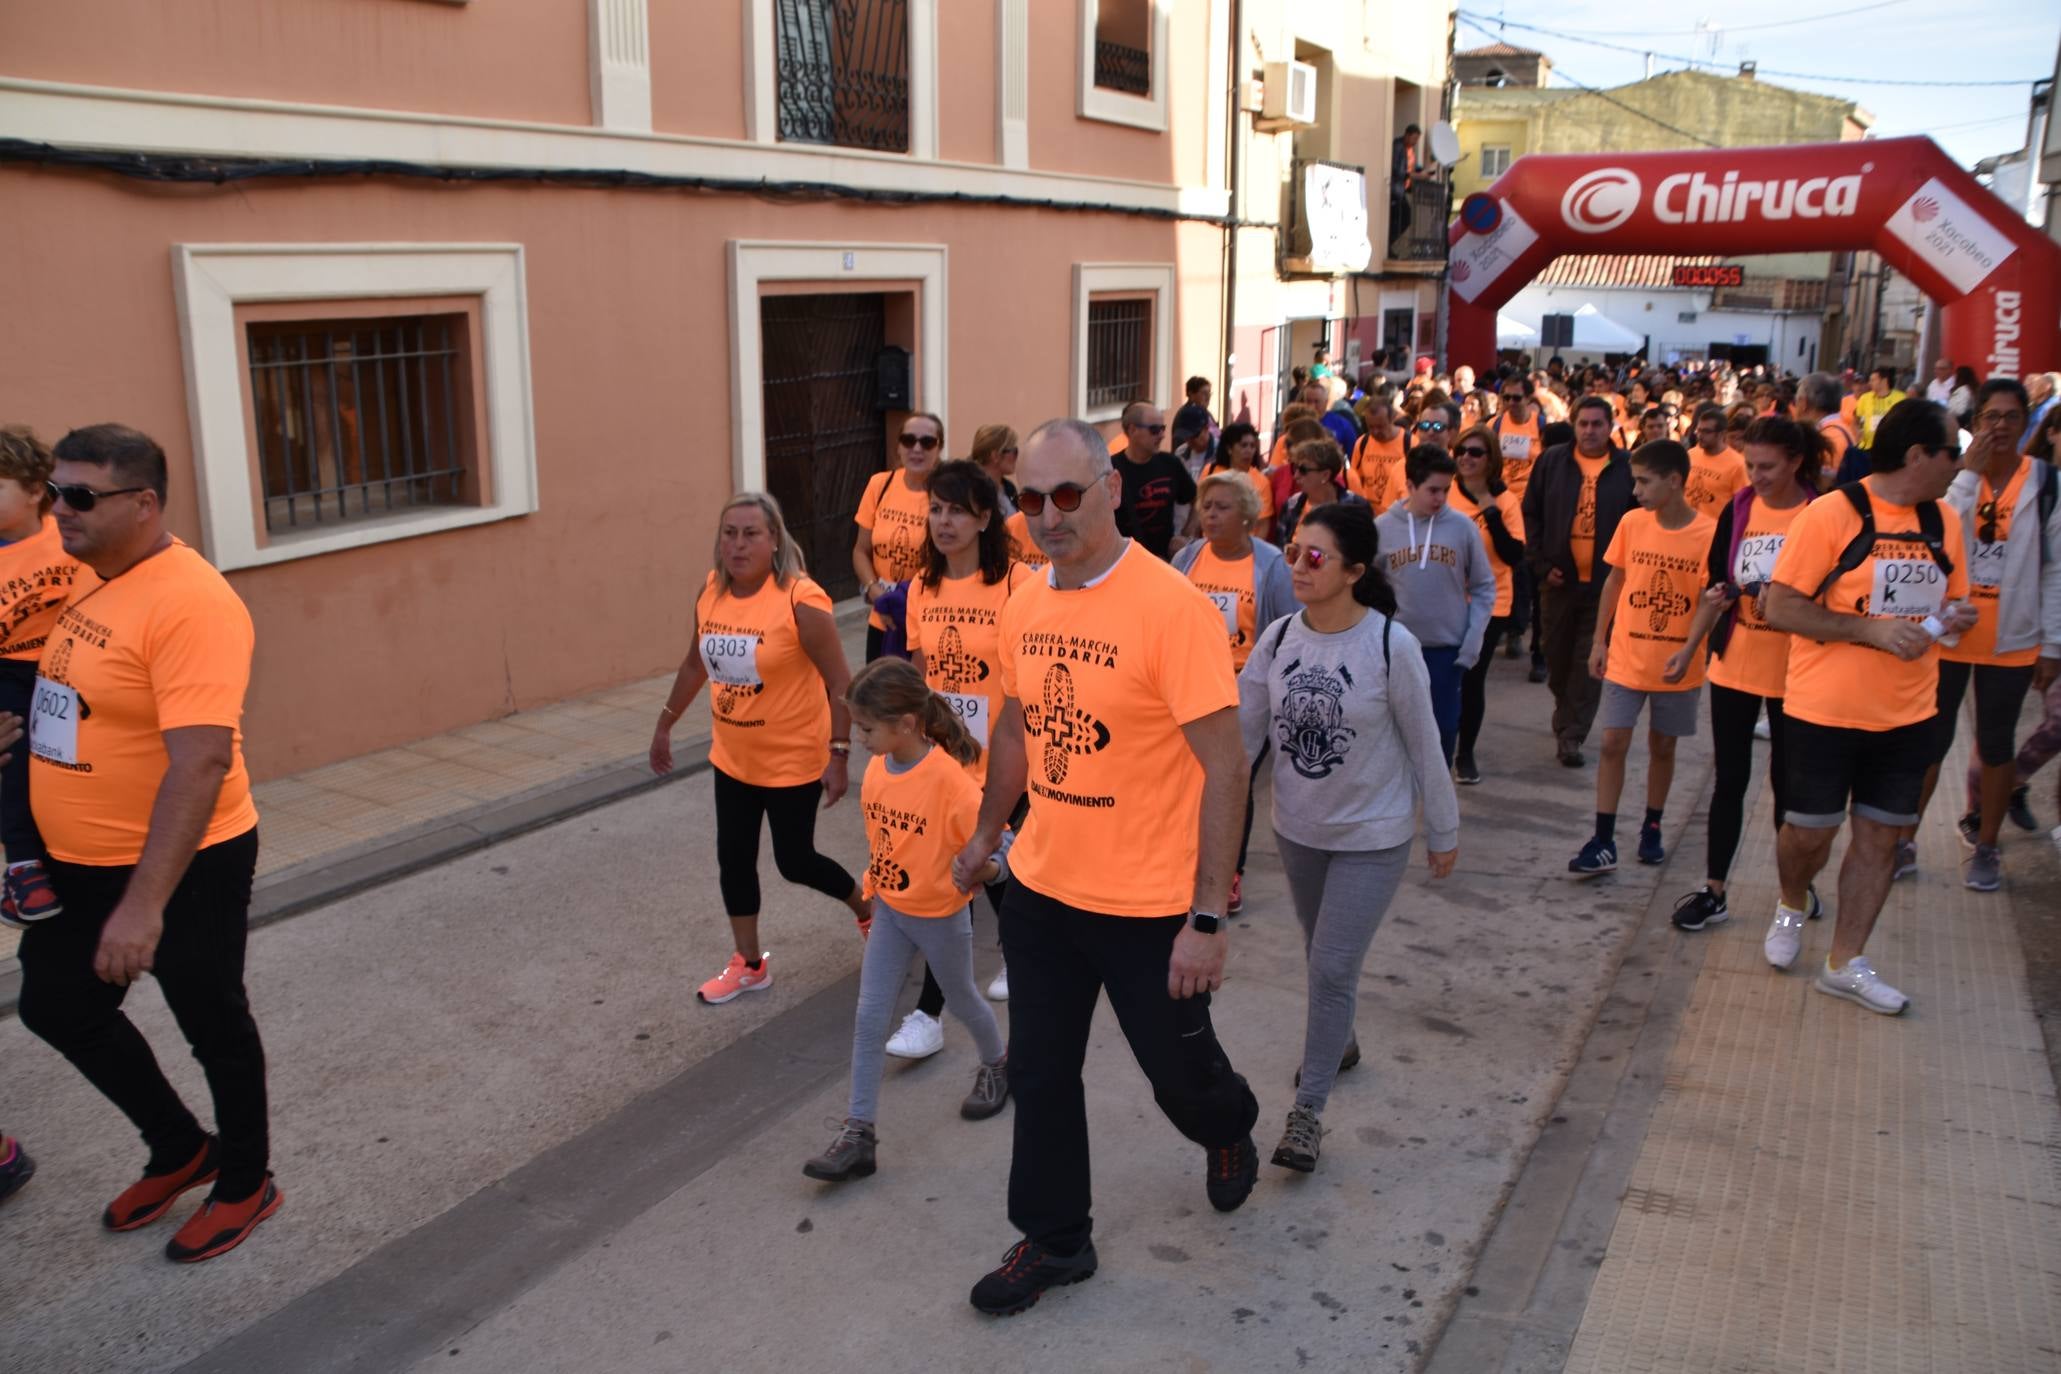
[29, 674, 80, 766]
[1868, 557, 1946, 620]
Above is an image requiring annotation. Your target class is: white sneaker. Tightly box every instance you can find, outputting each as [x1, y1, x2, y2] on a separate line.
[884, 1010, 944, 1059]
[1753, 715, 1771, 740]
[986, 966, 1009, 1002]
[1813, 956, 1909, 1015]
[1763, 904, 1809, 970]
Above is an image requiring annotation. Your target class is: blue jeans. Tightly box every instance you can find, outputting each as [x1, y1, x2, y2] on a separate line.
[1420, 645, 1463, 765]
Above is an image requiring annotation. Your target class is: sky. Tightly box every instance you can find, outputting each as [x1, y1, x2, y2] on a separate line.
[1455, 0, 2057, 170]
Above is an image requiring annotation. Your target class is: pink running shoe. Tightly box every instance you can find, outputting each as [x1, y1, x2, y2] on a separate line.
[697, 952, 771, 1004]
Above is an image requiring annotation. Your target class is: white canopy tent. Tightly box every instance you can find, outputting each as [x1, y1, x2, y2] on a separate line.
[1495, 314, 1537, 347]
[1569, 303, 1646, 352]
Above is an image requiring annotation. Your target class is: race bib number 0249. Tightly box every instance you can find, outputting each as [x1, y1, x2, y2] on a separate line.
[700, 633, 763, 686]
[1868, 557, 1946, 620]
[1733, 533, 1785, 589]
[29, 674, 79, 766]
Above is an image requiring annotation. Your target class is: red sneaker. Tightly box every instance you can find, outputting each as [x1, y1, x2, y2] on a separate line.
[165, 1177, 283, 1263]
[104, 1137, 220, 1231]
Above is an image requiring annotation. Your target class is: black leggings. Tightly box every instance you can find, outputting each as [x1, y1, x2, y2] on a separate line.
[1932, 659, 2036, 768]
[711, 766, 856, 917]
[1458, 619, 1509, 759]
[1707, 684, 1789, 885]
[0, 659, 46, 861]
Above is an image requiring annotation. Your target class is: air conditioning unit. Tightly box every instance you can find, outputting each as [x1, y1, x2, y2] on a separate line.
[1259, 60, 1318, 128]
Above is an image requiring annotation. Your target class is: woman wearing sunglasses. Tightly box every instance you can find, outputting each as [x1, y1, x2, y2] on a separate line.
[1276, 437, 1365, 548]
[1174, 472, 1296, 914]
[1447, 425, 1526, 784]
[970, 423, 1021, 514]
[1237, 502, 1457, 1173]
[853, 413, 945, 661]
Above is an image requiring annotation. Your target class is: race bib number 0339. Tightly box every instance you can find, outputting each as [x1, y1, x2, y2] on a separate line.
[700, 633, 763, 686]
[29, 674, 80, 766]
[940, 690, 990, 748]
[1868, 557, 1946, 620]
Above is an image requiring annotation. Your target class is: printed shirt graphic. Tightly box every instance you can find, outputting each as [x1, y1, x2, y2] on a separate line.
[1002, 510, 1049, 569]
[998, 545, 1237, 916]
[1569, 455, 1610, 580]
[904, 562, 1034, 783]
[29, 541, 259, 866]
[859, 747, 982, 917]
[1185, 543, 1260, 671]
[1601, 508, 1716, 692]
[694, 571, 834, 787]
[1941, 460, 2036, 667]
[1116, 452, 1195, 558]
[1685, 448, 1749, 521]
[854, 470, 931, 629]
[1349, 432, 1406, 502]
[0, 516, 79, 659]
[1770, 477, 1969, 731]
[1707, 497, 1806, 700]
[1495, 414, 1542, 500]
[1199, 462, 1276, 522]
[1274, 652, 1358, 779]
[1446, 486, 1525, 616]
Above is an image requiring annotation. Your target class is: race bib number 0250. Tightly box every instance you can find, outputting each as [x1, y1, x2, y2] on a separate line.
[1868, 557, 1946, 620]
[700, 633, 763, 686]
[29, 674, 79, 766]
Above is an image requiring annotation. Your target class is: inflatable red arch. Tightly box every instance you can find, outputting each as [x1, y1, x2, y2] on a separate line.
[1447, 136, 2060, 381]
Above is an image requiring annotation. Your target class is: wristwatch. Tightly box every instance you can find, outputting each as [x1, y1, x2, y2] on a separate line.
[1189, 910, 1222, 935]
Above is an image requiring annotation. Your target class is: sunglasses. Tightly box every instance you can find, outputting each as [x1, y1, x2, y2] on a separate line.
[1293, 464, 1329, 476]
[898, 433, 941, 450]
[1457, 445, 1490, 458]
[1130, 423, 1167, 436]
[1500, 394, 1524, 403]
[1282, 543, 1333, 570]
[47, 480, 149, 512]
[1017, 483, 1093, 516]
[1414, 420, 1448, 432]
[1977, 498, 1998, 545]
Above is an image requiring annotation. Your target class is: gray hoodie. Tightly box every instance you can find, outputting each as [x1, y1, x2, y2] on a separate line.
[1943, 460, 2061, 659]
[1372, 501, 1498, 668]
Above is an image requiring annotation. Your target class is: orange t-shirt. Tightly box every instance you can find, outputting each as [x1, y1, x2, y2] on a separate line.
[1818, 418, 1854, 480]
[1707, 494, 1808, 700]
[1570, 455, 1609, 580]
[905, 562, 1035, 783]
[855, 470, 931, 630]
[999, 544, 1238, 916]
[1446, 485, 1525, 616]
[1200, 462, 1276, 523]
[1184, 543, 1262, 671]
[1002, 510, 1048, 570]
[1494, 414, 1543, 500]
[1770, 478, 1969, 731]
[860, 745, 982, 917]
[1941, 460, 2038, 668]
[1348, 432, 1406, 502]
[1601, 508, 1716, 692]
[1685, 447, 1749, 521]
[695, 571, 835, 788]
[29, 541, 259, 866]
[0, 515, 79, 659]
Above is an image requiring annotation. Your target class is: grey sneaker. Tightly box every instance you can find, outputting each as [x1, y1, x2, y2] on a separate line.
[1813, 956, 1909, 1015]
[961, 1058, 1011, 1121]
[1964, 843, 2002, 892]
[1891, 839, 1918, 881]
[801, 1119, 877, 1182]
[1271, 1105, 1325, 1173]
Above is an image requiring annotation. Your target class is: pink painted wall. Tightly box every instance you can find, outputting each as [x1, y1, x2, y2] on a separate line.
[1023, 8, 1178, 186]
[0, 166, 1183, 779]
[938, 0, 1000, 165]
[0, 0, 590, 126]
[650, 1, 747, 140]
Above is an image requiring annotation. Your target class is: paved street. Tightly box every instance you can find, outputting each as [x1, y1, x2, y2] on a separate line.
[3, 648, 2058, 1374]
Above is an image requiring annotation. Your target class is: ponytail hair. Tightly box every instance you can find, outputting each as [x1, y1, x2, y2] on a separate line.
[846, 658, 982, 768]
[1299, 502, 1397, 616]
[1741, 415, 1825, 493]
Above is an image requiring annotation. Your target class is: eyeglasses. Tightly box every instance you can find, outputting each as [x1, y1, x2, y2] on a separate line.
[1974, 410, 2024, 427]
[1457, 445, 1490, 458]
[898, 432, 941, 450]
[1016, 483, 1094, 516]
[1500, 394, 1524, 403]
[1977, 498, 1999, 545]
[1130, 423, 1167, 436]
[1296, 464, 1336, 477]
[1282, 543, 1332, 570]
[1414, 420, 1448, 433]
[47, 481, 149, 512]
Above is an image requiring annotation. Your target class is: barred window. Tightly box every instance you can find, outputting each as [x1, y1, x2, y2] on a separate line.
[245, 315, 473, 532]
[776, 0, 910, 152]
[1085, 297, 1152, 411]
[1092, 0, 1151, 96]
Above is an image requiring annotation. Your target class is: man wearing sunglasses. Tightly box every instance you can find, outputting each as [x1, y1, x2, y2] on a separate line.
[1113, 401, 1196, 561]
[16, 424, 277, 1261]
[952, 418, 1258, 1316]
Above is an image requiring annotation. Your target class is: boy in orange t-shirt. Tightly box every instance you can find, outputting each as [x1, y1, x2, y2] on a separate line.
[0, 426, 76, 926]
[1571, 442, 1715, 876]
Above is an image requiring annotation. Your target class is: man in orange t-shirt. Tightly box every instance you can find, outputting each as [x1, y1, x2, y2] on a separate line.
[1763, 399, 1974, 1016]
[16, 424, 279, 1262]
[1684, 405, 1749, 520]
[952, 417, 1259, 1316]
[0, 426, 76, 926]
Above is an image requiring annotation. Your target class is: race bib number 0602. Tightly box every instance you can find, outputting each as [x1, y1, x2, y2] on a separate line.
[29, 674, 80, 766]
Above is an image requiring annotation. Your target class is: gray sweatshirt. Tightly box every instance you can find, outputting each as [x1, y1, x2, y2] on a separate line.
[1239, 609, 1461, 854]
[1372, 502, 1498, 667]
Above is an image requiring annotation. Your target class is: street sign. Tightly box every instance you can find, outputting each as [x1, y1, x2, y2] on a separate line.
[1460, 193, 1502, 236]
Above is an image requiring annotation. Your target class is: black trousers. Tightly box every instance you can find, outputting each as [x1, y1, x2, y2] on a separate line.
[1000, 881, 1258, 1253]
[1539, 580, 1603, 749]
[1458, 619, 1509, 759]
[1707, 685, 1789, 884]
[0, 659, 46, 861]
[711, 767, 856, 917]
[1932, 659, 2037, 768]
[17, 828, 267, 1196]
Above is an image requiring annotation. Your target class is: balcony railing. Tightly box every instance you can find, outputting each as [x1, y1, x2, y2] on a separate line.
[1284, 159, 1373, 276]
[776, 0, 910, 153]
[1388, 178, 1449, 263]
[1093, 40, 1150, 95]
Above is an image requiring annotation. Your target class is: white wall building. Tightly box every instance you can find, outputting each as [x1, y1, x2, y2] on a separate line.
[1500, 255, 1824, 372]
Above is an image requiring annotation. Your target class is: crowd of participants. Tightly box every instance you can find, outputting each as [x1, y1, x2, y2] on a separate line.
[2, 353, 2056, 1318]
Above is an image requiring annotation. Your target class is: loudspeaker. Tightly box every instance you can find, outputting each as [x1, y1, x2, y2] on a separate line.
[875, 346, 912, 411]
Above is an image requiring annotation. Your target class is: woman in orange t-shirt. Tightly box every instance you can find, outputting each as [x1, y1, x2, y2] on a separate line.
[1448, 425, 1526, 781]
[800, 658, 1011, 1182]
[0, 426, 75, 924]
[653, 492, 871, 1006]
[853, 412, 944, 659]
[1199, 421, 1276, 543]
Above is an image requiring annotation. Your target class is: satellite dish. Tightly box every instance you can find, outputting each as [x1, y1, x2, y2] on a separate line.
[1428, 121, 1462, 167]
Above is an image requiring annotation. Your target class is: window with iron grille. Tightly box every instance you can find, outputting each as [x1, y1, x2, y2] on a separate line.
[1085, 297, 1152, 411]
[776, 0, 910, 152]
[245, 315, 472, 533]
[1092, 0, 1151, 96]
[1480, 145, 1511, 178]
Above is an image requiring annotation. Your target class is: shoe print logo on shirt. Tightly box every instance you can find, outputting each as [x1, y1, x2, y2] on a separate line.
[1574, 483, 1598, 539]
[930, 625, 990, 694]
[1627, 569, 1693, 632]
[867, 829, 911, 893]
[1019, 662, 1110, 786]
[713, 680, 765, 718]
[1275, 658, 1356, 780]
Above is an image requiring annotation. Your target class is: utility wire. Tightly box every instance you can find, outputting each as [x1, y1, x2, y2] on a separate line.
[1519, 0, 1909, 39]
[1460, 17, 1721, 145]
[1459, 11, 2042, 87]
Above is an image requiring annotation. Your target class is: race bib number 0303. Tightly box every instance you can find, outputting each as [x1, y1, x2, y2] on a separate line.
[700, 633, 763, 686]
[29, 674, 80, 766]
[1868, 557, 1946, 620]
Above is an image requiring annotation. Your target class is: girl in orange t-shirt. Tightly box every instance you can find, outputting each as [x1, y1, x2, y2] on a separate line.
[652, 493, 870, 1007]
[801, 659, 1010, 1183]
[0, 426, 74, 925]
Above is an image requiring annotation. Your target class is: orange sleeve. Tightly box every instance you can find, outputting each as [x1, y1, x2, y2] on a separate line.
[792, 576, 833, 616]
[1254, 469, 1276, 518]
[1770, 500, 1839, 595]
[1155, 584, 1240, 726]
[996, 589, 1024, 701]
[145, 585, 254, 731]
[1502, 491, 1525, 541]
[1942, 507, 1969, 601]
[854, 472, 888, 531]
[1602, 517, 1630, 570]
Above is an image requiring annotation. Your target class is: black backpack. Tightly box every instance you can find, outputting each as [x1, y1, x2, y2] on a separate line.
[1265, 609, 1392, 670]
[1810, 481, 1953, 604]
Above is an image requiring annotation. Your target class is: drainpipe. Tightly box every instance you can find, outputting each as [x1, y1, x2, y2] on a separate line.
[1221, 0, 1245, 421]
